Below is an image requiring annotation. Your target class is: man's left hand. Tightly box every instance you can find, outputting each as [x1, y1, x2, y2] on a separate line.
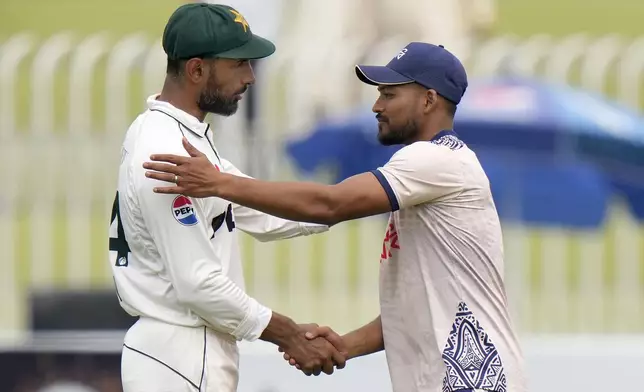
[143, 137, 223, 197]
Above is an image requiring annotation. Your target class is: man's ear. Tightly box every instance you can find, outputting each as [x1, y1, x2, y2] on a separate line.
[424, 89, 439, 113]
[184, 58, 205, 83]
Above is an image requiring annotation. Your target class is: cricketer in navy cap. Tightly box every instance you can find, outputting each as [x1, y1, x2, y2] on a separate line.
[355, 42, 468, 146]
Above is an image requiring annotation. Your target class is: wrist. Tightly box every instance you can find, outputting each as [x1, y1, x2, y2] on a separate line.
[259, 312, 302, 348]
[211, 172, 234, 198]
[342, 332, 362, 360]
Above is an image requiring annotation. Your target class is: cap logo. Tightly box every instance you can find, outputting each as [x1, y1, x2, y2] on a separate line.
[396, 48, 408, 60]
[230, 10, 249, 32]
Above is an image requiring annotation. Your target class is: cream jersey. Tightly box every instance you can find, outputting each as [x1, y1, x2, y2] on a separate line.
[371, 130, 527, 392]
[109, 96, 327, 342]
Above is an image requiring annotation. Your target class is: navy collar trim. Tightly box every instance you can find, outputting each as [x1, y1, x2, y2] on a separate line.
[431, 130, 458, 141]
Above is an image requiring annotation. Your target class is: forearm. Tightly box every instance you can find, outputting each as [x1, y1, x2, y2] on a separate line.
[343, 316, 384, 360]
[217, 174, 339, 225]
[176, 271, 272, 341]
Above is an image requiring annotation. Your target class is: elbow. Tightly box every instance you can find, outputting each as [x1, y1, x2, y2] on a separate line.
[253, 233, 275, 243]
[174, 273, 214, 307]
[313, 189, 343, 226]
[306, 206, 340, 226]
[175, 284, 200, 307]
[321, 185, 348, 226]
[319, 209, 342, 226]
[174, 268, 235, 308]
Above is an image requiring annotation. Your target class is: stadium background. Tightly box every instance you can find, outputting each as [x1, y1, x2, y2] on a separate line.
[1, 0, 644, 391]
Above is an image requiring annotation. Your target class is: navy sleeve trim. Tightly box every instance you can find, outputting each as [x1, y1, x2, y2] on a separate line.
[370, 170, 400, 211]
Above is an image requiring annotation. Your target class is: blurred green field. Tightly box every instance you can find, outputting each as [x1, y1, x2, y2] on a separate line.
[0, 0, 184, 39]
[494, 0, 644, 38]
[2, 0, 644, 42]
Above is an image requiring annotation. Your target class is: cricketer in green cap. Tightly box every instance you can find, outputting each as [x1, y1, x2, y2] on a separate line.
[161, 3, 276, 118]
[111, 5, 346, 391]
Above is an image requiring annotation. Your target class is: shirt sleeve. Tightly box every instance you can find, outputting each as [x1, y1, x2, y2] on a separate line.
[131, 137, 271, 342]
[219, 158, 329, 242]
[371, 142, 464, 210]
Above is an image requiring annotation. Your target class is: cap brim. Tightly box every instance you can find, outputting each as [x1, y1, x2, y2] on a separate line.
[355, 65, 414, 86]
[217, 34, 276, 60]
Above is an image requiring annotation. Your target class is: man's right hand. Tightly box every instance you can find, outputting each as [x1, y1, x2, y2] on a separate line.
[259, 313, 347, 376]
[279, 325, 347, 374]
[279, 316, 385, 373]
[279, 325, 346, 376]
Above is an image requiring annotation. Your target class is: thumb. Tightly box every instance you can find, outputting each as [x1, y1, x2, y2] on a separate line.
[304, 326, 330, 340]
[310, 327, 347, 355]
[182, 137, 203, 158]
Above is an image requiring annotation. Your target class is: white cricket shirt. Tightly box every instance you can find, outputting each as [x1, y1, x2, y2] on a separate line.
[371, 130, 527, 392]
[109, 96, 327, 342]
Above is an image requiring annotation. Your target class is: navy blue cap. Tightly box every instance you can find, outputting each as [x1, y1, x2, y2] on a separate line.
[355, 42, 468, 104]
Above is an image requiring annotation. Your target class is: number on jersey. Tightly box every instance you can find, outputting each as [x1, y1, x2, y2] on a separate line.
[109, 192, 131, 267]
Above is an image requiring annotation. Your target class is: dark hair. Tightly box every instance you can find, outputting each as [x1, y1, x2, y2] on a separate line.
[446, 100, 457, 117]
[431, 88, 458, 117]
[166, 57, 187, 76]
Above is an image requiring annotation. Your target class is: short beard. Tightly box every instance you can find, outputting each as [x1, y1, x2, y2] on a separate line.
[197, 89, 238, 117]
[378, 119, 419, 146]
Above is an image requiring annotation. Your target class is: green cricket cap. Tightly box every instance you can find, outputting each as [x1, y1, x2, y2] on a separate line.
[162, 3, 276, 60]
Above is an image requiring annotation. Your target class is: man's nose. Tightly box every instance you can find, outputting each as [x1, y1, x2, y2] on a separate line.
[243, 62, 256, 85]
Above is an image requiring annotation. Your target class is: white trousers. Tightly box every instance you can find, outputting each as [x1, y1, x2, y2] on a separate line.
[121, 317, 240, 392]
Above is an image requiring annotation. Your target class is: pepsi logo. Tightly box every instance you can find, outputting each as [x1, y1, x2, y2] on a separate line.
[172, 195, 198, 226]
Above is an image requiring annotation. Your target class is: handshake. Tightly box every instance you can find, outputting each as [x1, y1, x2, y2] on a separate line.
[277, 324, 348, 376]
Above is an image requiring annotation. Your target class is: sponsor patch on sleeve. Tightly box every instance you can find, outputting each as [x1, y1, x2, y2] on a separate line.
[172, 195, 198, 226]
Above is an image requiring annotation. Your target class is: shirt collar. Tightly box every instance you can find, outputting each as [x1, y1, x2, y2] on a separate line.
[146, 95, 209, 138]
[431, 129, 458, 141]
